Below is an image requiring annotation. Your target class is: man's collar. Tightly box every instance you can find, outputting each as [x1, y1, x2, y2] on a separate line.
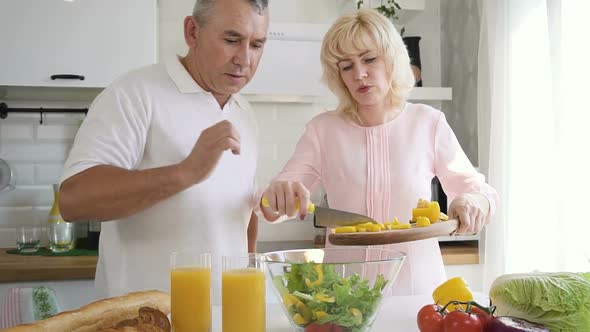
[166, 56, 206, 94]
[165, 56, 250, 110]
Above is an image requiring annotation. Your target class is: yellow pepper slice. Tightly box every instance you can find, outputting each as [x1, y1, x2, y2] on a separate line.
[440, 212, 449, 221]
[314, 293, 335, 303]
[334, 226, 357, 233]
[432, 277, 474, 311]
[368, 224, 382, 232]
[415, 216, 431, 227]
[314, 310, 328, 320]
[286, 293, 312, 325]
[350, 308, 363, 325]
[413, 201, 441, 223]
[304, 264, 324, 288]
[392, 223, 411, 229]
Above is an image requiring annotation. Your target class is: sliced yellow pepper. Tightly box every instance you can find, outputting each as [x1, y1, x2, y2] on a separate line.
[314, 293, 335, 303]
[367, 224, 382, 232]
[392, 223, 411, 229]
[432, 277, 474, 311]
[413, 201, 441, 223]
[415, 216, 431, 227]
[334, 226, 357, 233]
[286, 293, 312, 325]
[350, 308, 363, 325]
[314, 310, 328, 320]
[293, 313, 308, 325]
[417, 198, 429, 208]
[304, 264, 324, 288]
[440, 212, 449, 221]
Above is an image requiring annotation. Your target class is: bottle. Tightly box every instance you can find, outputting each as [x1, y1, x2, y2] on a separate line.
[48, 184, 74, 252]
[48, 184, 66, 224]
[87, 220, 101, 250]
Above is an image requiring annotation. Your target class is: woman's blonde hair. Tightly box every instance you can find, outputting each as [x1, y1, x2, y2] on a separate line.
[320, 8, 415, 118]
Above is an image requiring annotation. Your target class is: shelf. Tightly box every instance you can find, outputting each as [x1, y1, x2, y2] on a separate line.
[360, 0, 425, 11]
[244, 87, 452, 104]
[396, 0, 426, 11]
[409, 87, 452, 100]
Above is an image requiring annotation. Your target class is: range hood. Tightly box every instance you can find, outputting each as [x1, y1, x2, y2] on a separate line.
[241, 22, 332, 102]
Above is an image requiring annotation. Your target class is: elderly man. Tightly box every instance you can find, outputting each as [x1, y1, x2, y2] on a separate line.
[59, 0, 269, 300]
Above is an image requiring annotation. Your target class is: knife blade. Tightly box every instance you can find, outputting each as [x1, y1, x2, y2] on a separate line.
[261, 197, 377, 228]
[312, 206, 378, 228]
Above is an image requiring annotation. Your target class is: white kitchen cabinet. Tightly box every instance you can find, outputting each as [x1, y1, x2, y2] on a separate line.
[0, 0, 157, 88]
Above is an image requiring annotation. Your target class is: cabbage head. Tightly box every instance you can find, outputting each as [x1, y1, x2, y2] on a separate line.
[489, 272, 590, 332]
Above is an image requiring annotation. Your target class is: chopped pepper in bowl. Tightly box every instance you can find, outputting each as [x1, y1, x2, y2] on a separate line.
[263, 248, 406, 332]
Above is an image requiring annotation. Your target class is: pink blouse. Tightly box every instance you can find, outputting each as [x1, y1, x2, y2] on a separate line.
[273, 103, 498, 295]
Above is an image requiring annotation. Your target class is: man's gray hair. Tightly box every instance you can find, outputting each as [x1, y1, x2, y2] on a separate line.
[193, 0, 269, 26]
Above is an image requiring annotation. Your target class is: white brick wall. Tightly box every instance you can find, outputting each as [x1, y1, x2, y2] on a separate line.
[0, 99, 325, 247]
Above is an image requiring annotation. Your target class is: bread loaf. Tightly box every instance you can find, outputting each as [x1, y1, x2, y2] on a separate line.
[2, 290, 170, 332]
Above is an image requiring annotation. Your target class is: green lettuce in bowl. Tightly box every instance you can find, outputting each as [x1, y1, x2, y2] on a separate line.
[263, 248, 406, 332]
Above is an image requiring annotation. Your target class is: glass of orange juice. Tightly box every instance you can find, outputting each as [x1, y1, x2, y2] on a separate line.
[171, 250, 212, 332]
[222, 253, 266, 332]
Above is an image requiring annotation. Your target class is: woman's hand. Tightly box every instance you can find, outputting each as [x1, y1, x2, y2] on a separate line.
[260, 181, 311, 222]
[448, 193, 491, 234]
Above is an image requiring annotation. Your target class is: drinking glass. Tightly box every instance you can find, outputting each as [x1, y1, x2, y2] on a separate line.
[48, 222, 74, 253]
[222, 253, 266, 332]
[16, 226, 41, 253]
[171, 251, 212, 332]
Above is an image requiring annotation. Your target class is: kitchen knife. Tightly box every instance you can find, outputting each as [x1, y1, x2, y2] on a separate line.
[261, 197, 378, 228]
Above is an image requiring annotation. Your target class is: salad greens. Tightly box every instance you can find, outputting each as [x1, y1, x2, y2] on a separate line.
[274, 262, 389, 332]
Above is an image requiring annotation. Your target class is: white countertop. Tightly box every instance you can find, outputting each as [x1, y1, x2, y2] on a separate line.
[210, 293, 488, 332]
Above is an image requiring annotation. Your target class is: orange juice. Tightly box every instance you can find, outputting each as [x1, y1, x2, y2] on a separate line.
[222, 268, 266, 332]
[171, 267, 212, 332]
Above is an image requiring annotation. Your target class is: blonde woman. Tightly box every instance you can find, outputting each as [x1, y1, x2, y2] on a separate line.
[260, 9, 498, 295]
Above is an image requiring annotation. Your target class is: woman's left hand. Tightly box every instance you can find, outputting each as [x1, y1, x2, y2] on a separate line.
[448, 193, 490, 234]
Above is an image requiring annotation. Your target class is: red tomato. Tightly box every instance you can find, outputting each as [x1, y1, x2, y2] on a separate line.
[442, 310, 483, 332]
[417, 304, 445, 332]
[305, 323, 345, 332]
[470, 306, 492, 328]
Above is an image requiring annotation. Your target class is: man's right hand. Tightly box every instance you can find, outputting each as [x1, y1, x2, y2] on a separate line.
[180, 120, 241, 185]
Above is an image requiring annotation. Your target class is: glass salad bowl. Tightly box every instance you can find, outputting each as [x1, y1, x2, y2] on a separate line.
[262, 248, 406, 332]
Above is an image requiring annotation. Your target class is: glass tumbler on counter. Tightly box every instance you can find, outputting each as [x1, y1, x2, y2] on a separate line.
[47, 222, 74, 253]
[170, 251, 212, 332]
[222, 253, 266, 332]
[16, 226, 41, 253]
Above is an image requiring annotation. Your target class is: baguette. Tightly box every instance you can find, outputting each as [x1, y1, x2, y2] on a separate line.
[2, 290, 170, 332]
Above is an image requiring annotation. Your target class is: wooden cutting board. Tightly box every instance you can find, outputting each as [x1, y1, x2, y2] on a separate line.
[327, 219, 459, 246]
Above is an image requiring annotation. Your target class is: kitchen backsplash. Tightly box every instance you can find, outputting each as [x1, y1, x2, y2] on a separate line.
[0, 101, 324, 248]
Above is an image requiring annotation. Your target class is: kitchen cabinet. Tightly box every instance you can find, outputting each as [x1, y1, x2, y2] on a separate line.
[0, 0, 157, 88]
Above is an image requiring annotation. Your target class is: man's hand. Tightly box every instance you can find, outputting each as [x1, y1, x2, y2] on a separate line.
[448, 193, 490, 234]
[180, 120, 241, 185]
[260, 181, 311, 221]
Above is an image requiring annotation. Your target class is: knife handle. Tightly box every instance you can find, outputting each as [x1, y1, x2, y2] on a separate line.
[261, 197, 315, 213]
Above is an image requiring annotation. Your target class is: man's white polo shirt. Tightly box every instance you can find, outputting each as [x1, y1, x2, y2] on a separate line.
[61, 56, 258, 301]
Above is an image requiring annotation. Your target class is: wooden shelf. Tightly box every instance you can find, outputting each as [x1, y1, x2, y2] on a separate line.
[439, 241, 479, 265]
[0, 240, 477, 283]
[0, 249, 98, 283]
